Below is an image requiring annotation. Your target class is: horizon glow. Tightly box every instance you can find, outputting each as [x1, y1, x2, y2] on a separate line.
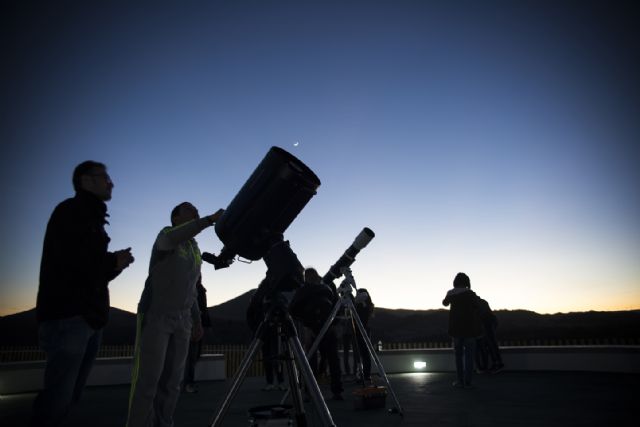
[1, 1, 639, 317]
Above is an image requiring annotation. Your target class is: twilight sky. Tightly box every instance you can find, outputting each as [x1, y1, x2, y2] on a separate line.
[2, 0, 639, 316]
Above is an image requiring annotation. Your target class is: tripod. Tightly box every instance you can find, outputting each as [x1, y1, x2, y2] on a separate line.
[282, 269, 404, 416]
[209, 295, 336, 427]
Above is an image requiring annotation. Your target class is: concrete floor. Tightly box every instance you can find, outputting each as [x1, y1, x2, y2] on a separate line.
[1, 371, 636, 426]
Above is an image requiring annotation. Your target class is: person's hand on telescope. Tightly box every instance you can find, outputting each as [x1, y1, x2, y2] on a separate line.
[205, 208, 224, 225]
[202, 252, 217, 264]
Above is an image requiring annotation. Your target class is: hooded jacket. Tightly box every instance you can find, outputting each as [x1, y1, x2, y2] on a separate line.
[37, 190, 121, 329]
[443, 288, 482, 338]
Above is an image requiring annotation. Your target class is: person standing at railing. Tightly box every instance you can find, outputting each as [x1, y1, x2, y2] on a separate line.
[442, 272, 482, 389]
[126, 203, 224, 427]
[31, 161, 135, 427]
[476, 297, 505, 373]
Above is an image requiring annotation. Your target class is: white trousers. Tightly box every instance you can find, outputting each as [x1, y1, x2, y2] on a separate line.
[126, 311, 192, 427]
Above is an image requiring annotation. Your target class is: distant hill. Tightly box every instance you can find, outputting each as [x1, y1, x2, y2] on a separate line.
[0, 291, 258, 346]
[0, 307, 139, 346]
[2, 292, 639, 346]
[208, 289, 254, 322]
[204, 289, 255, 344]
[369, 308, 640, 344]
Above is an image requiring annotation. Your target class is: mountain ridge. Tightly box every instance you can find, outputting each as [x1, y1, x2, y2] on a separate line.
[2, 291, 639, 346]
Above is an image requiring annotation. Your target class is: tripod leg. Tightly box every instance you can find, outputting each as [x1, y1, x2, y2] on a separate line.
[305, 298, 343, 361]
[282, 339, 308, 427]
[348, 300, 405, 416]
[280, 298, 344, 404]
[287, 334, 336, 427]
[209, 334, 263, 427]
[347, 307, 364, 384]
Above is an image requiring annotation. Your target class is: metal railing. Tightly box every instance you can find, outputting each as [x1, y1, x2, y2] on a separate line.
[0, 344, 263, 378]
[2, 338, 638, 376]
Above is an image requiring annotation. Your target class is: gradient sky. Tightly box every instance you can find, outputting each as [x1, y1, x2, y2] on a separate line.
[2, 0, 639, 317]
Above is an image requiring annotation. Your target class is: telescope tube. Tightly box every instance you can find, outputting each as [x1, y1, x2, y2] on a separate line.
[215, 146, 321, 262]
[322, 227, 375, 285]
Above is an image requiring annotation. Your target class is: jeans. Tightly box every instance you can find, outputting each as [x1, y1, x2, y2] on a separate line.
[453, 337, 476, 386]
[31, 316, 102, 427]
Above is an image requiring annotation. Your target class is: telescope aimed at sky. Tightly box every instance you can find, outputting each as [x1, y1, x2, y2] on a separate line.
[214, 146, 321, 266]
[322, 227, 375, 285]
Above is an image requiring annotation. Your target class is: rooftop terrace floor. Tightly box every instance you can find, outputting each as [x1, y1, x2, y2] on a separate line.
[1, 371, 636, 426]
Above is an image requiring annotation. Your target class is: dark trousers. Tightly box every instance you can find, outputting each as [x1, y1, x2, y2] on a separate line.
[355, 326, 372, 379]
[262, 330, 284, 385]
[31, 316, 102, 427]
[484, 322, 503, 366]
[475, 337, 490, 371]
[310, 326, 343, 396]
[341, 332, 355, 374]
[454, 337, 476, 386]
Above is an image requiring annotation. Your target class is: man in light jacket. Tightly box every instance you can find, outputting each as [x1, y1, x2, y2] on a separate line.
[126, 202, 223, 427]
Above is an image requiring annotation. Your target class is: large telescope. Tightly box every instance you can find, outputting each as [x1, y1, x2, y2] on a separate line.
[322, 227, 375, 285]
[212, 146, 320, 269]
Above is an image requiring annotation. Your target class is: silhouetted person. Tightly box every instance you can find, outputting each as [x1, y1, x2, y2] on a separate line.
[476, 297, 504, 373]
[290, 268, 343, 400]
[126, 203, 223, 427]
[182, 276, 212, 393]
[443, 272, 482, 388]
[246, 285, 287, 391]
[354, 288, 374, 383]
[261, 323, 286, 391]
[32, 161, 134, 427]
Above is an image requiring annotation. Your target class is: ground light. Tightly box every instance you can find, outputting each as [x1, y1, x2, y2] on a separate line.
[413, 361, 427, 370]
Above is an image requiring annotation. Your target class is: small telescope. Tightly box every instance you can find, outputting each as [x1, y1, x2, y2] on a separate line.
[322, 227, 375, 285]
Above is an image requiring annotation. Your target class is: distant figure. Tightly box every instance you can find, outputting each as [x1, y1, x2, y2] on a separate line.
[126, 203, 224, 427]
[443, 272, 482, 389]
[32, 161, 135, 427]
[476, 297, 504, 373]
[182, 276, 212, 393]
[353, 288, 374, 383]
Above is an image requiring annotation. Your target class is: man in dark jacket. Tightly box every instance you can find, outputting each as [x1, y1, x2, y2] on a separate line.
[443, 272, 481, 388]
[32, 161, 135, 427]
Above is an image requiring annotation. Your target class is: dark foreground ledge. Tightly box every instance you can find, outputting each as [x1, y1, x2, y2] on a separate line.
[1, 371, 636, 427]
